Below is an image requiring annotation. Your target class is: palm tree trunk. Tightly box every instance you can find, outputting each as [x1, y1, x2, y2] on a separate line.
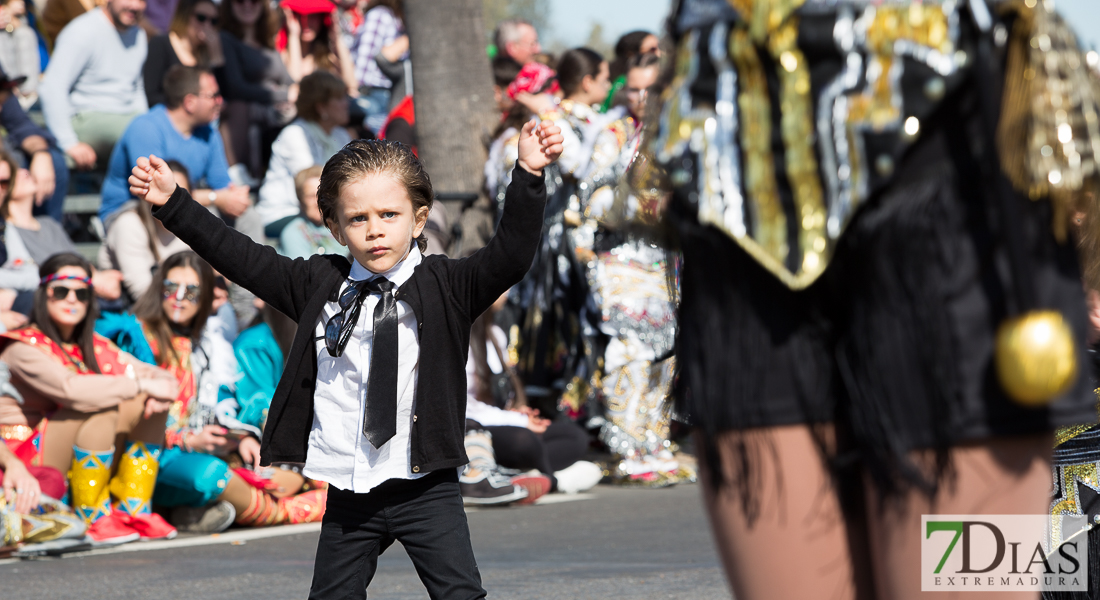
[405, 0, 497, 254]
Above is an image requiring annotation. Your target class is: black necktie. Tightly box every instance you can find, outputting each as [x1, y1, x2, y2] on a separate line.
[363, 277, 398, 448]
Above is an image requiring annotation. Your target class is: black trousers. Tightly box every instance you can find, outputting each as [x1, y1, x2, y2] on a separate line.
[307, 470, 486, 600]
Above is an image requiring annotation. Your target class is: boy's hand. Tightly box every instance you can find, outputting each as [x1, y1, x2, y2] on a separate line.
[129, 155, 178, 207]
[517, 120, 564, 176]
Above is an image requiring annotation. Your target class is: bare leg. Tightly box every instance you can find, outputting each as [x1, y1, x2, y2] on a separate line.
[39, 407, 117, 472]
[864, 434, 1052, 600]
[268, 469, 306, 500]
[217, 472, 254, 515]
[699, 425, 860, 600]
[115, 393, 168, 445]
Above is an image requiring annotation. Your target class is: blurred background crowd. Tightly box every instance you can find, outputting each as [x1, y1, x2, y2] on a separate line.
[0, 0, 695, 553]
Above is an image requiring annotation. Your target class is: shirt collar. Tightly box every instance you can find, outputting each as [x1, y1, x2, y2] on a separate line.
[348, 244, 422, 287]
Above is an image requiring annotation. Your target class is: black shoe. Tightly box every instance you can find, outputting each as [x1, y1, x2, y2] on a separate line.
[460, 472, 528, 506]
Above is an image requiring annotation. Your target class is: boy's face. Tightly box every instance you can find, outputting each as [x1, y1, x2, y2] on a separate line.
[326, 172, 428, 274]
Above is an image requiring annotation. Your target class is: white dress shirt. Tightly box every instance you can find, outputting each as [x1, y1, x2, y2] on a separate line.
[303, 246, 425, 493]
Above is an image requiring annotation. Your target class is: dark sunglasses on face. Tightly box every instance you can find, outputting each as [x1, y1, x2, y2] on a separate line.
[194, 13, 218, 25]
[48, 285, 90, 303]
[163, 281, 201, 303]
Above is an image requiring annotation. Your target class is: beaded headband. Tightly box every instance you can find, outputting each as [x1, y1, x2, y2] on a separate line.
[40, 273, 91, 287]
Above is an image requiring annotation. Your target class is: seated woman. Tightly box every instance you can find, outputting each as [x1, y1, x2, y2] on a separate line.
[0, 150, 123, 313]
[0, 253, 179, 544]
[143, 0, 224, 108]
[278, 0, 357, 95]
[255, 70, 351, 238]
[98, 160, 193, 303]
[465, 293, 603, 496]
[97, 251, 326, 532]
[216, 0, 295, 184]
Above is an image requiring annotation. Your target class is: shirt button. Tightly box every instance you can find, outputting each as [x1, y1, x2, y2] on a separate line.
[412, 466, 420, 473]
[412, 415, 417, 422]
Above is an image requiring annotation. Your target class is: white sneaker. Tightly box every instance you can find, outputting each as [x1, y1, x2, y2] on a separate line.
[553, 460, 603, 494]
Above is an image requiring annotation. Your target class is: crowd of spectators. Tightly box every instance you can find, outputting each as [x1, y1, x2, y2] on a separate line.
[0, 0, 673, 555]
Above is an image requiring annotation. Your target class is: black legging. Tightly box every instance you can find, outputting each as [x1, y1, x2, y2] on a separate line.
[467, 417, 589, 487]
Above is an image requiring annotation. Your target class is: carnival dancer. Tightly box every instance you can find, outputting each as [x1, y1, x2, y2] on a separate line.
[653, 0, 1100, 597]
[511, 48, 626, 418]
[0, 253, 179, 544]
[128, 121, 563, 598]
[584, 51, 689, 486]
[484, 60, 558, 218]
[601, 30, 660, 113]
[1046, 205, 1100, 600]
[96, 251, 326, 533]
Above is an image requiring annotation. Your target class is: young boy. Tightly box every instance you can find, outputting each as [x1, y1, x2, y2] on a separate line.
[129, 121, 563, 599]
[279, 165, 348, 260]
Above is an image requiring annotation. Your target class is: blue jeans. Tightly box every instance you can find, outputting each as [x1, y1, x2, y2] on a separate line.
[355, 87, 392, 135]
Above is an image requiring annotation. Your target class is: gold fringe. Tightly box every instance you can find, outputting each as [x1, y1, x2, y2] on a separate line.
[997, 0, 1100, 243]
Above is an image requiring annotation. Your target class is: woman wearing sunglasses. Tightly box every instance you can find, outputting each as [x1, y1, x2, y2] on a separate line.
[97, 250, 326, 533]
[0, 253, 181, 544]
[143, 0, 225, 108]
[216, 0, 296, 185]
[0, 148, 123, 315]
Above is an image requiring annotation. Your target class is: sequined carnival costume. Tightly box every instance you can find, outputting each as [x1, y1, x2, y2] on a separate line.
[507, 98, 619, 412]
[653, 0, 1100, 596]
[579, 117, 693, 485]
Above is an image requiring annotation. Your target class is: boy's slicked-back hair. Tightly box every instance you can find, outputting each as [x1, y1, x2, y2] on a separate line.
[317, 140, 434, 253]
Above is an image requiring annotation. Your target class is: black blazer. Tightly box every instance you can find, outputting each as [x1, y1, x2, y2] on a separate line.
[153, 165, 547, 472]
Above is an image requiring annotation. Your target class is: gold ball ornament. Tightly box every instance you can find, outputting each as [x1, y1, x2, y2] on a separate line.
[994, 310, 1078, 407]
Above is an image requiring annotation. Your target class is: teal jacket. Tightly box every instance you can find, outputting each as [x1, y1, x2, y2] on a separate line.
[231, 323, 283, 431]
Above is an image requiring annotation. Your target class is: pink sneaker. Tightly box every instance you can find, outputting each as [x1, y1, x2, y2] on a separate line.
[116, 511, 178, 540]
[85, 513, 140, 546]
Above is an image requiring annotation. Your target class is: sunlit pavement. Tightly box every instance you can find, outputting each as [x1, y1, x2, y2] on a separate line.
[0, 482, 730, 599]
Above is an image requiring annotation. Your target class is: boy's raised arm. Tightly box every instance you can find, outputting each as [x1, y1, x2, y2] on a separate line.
[130, 155, 317, 320]
[451, 120, 563, 316]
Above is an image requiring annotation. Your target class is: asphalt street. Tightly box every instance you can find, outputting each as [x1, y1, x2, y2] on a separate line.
[0, 482, 730, 599]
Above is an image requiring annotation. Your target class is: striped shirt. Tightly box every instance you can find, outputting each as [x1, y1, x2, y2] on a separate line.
[354, 6, 401, 89]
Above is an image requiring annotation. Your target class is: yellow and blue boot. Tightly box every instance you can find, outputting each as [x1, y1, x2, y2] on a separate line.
[110, 441, 176, 540]
[69, 446, 138, 545]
